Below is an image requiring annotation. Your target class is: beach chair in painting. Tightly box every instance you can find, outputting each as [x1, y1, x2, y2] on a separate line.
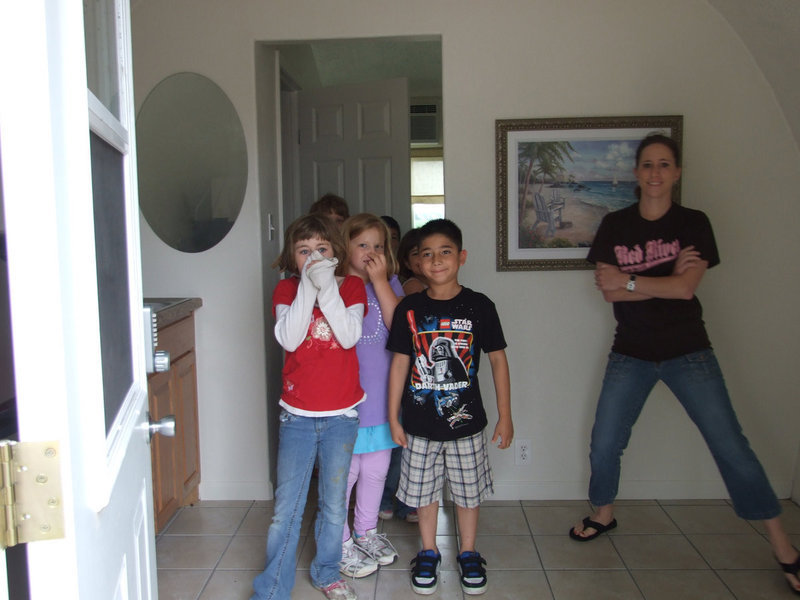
[550, 188, 566, 210]
[533, 192, 563, 237]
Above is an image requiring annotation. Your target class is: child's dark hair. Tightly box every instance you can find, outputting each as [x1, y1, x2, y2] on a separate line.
[380, 215, 400, 237]
[397, 228, 422, 280]
[634, 133, 681, 200]
[273, 213, 346, 274]
[309, 193, 350, 220]
[342, 213, 399, 276]
[418, 218, 463, 252]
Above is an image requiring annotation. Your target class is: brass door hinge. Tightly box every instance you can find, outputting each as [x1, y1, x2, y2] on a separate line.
[0, 440, 65, 549]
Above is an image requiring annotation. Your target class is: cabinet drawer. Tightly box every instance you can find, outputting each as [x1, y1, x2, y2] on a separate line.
[157, 315, 194, 359]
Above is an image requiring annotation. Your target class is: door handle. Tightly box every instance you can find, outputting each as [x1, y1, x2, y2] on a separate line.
[148, 414, 176, 439]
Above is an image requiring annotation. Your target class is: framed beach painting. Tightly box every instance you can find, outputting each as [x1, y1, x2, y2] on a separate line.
[496, 115, 683, 271]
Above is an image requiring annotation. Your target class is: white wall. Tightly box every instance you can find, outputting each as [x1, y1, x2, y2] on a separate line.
[133, 28, 271, 499]
[132, 0, 800, 502]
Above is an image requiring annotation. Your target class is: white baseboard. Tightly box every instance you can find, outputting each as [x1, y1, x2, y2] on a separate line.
[490, 479, 792, 502]
[199, 480, 273, 501]
[490, 481, 589, 501]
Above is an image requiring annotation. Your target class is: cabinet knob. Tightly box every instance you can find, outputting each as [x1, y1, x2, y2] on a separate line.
[148, 415, 176, 440]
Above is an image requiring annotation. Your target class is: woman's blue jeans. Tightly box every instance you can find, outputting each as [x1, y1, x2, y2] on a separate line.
[251, 410, 359, 599]
[589, 349, 780, 521]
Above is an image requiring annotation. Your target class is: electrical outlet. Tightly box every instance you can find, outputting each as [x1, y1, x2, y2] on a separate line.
[515, 438, 532, 466]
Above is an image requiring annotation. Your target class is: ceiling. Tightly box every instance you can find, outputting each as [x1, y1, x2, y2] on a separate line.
[277, 1, 799, 150]
[278, 37, 442, 99]
[708, 0, 800, 150]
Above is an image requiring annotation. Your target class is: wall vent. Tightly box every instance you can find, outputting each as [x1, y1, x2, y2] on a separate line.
[410, 100, 441, 146]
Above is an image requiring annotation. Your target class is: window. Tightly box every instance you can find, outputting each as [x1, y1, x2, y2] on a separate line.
[83, 0, 122, 119]
[410, 153, 444, 228]
[83, 0, 139, 435]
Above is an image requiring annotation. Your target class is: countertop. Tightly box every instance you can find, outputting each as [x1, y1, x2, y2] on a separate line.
[144, 297, 203, 328]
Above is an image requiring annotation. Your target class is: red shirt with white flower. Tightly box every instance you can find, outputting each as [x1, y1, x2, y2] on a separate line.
[272, 275, 367, 414]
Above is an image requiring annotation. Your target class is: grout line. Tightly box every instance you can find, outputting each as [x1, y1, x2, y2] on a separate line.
[156, 499, 800, 599]
[157, 505, 184, 539]
[187, 500, 255, 600]
[521, 500, 557, 599]
[657, 500, 748, 599]
[606, 534, 647, 598]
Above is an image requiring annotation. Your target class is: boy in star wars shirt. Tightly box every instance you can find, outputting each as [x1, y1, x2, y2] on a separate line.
[398, 293, 501, 439]
[387, 219, 513, 596]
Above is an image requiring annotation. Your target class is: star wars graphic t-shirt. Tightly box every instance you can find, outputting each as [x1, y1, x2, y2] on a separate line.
[587, 202, 720, 361]
[387, 287, 507, 441]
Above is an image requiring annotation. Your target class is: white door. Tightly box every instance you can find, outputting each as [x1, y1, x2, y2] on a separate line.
[297, 78, 411, 234]
[0, 2, 156, 599]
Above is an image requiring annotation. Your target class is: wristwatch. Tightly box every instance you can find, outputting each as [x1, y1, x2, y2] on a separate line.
[626, 274, 637, 292]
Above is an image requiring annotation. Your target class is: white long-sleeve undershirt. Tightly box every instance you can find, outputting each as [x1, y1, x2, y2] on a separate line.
[274, 256, 364, 351]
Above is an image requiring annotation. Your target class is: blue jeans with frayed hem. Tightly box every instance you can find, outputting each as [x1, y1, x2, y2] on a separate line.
[251, 410, 359, 600]
[588, 349, 780, 521]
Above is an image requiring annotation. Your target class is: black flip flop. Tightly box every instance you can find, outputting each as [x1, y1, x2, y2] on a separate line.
[777, 548, 800, 596]
[569, 516, 617, 542]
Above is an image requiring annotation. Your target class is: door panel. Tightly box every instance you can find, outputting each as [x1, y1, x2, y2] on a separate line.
[0, 2, 156, 598]
[314, 160, 346, 200]
[361, 158, 392, 216]
[298, 78, 411, 234]
[176, 351, 200, 503]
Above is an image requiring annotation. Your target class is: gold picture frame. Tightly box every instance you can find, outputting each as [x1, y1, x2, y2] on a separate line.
[496, 115, 683, 271]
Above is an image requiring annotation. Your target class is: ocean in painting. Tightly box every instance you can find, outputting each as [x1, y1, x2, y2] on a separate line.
[548, 180, 638, 213]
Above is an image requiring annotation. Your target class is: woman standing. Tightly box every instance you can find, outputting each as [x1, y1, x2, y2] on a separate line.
[569, 134, 799, 595]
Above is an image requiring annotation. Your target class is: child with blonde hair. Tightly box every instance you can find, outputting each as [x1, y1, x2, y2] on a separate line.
[338, 213, 404, 577]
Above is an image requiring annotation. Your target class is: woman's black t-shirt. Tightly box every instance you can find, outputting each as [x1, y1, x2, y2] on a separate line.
[587, 202, 720, 361]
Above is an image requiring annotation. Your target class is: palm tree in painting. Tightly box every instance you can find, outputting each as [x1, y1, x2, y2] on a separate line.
[518, 141, 576, 222]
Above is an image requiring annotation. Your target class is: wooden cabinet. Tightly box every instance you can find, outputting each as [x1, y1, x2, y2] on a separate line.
[148, 313, 201, 533]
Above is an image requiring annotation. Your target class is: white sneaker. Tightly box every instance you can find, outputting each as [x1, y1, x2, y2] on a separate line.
[316, 579, 358, 600]
[378, 508, 394, 520]
[354, 528, 398, 566]
[340, 537, 378, 578]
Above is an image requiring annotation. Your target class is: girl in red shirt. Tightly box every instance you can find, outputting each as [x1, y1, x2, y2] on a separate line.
[251, 214, 367, 600]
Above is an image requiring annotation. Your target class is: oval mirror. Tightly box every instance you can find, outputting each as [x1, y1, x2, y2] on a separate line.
[136, 73, 247, 253]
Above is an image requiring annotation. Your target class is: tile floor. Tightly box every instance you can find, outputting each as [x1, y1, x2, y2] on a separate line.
[156, 495, 800, 599]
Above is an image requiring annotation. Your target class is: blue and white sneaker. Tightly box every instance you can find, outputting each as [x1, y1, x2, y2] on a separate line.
[457, 551, 487, 595]
[410, 549, 441, 595]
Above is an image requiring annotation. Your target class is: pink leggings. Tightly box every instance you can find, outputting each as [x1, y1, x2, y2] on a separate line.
[342, 448, 392, 542]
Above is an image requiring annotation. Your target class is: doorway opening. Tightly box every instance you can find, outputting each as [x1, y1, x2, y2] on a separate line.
[275, 36, 444, 233]
[255, 35, 444, 492]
